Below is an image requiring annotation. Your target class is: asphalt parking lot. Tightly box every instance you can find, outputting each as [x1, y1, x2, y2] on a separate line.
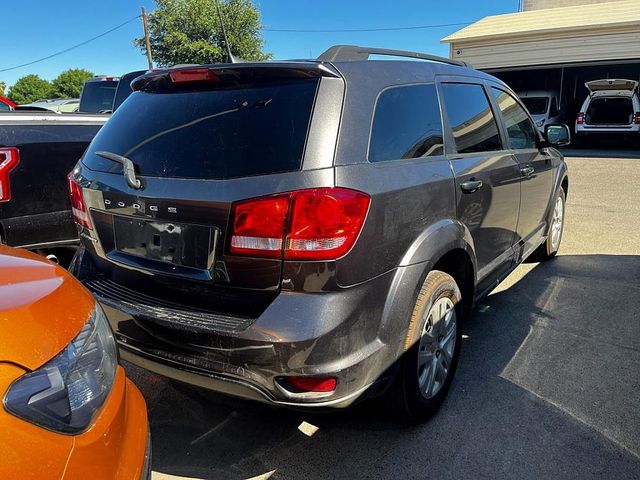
[125, 156, 640, 480]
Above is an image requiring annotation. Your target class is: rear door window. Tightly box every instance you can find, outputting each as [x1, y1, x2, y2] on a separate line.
[82, 79, 319, 179]
[368, 84, 443, 162]
[491, 88, 538, 150]
[440, 83, 502, 154]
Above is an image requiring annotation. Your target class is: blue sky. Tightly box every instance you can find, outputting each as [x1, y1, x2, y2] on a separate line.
[0, 0, 518, 88]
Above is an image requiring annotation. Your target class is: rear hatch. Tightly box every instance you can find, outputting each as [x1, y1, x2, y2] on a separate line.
[585, 79, 638, 93]
[75, 64, 336, 322]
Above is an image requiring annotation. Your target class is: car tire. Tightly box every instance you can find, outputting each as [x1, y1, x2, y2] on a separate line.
[389, 270, 462, 423]
[533, 187, 566, 261]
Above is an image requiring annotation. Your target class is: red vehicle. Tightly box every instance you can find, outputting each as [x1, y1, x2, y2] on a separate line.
[0, 96, 15, 112]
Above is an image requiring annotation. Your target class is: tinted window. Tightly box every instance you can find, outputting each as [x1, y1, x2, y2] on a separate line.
[0, 102, 9, 112]
[83, 79, 319, 179]
[112, 71, 146, 111]
[492, 88, 538, 149]
[369, 84, 443, 162]
[441, 83, 501, 154]
[79, 80, 118, 113]
[521, 97, 549, 115]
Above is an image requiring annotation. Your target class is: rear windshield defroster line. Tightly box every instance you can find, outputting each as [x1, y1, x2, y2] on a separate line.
[82, 79, 320, 180]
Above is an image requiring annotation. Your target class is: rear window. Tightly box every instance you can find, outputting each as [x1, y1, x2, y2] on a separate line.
[82, 79, 319, 179]
[586, 97, 634, 125]
[79, 80, 118, 113]
[521, 97, 549, 115]
[369, 84, 443, 162]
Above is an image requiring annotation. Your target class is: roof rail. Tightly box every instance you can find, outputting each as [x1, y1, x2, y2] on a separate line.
[317, 45, 471, 68]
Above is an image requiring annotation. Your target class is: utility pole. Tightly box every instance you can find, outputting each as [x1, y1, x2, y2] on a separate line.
[141, 7, 153, 70]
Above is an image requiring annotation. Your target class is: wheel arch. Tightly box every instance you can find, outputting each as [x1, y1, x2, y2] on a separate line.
[378, 219, 477, 352]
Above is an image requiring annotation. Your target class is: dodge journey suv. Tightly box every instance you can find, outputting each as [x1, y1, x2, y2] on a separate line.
[70, 45, 570, 421]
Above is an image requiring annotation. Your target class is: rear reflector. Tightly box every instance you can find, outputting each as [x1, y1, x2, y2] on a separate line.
[169, 68, 218, 84]
[67, 173, 91, 229]
[0, 147, 20, 202]
[287, 377, 337, 393]
[576, 112, 586, 125]
[229, 188, 370, 261]
[634, 113, 640, 125]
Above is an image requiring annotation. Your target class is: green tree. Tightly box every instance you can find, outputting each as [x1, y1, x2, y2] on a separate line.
[135, 0, 271, 67]
[0, 82, 6, 97]
[7, 75, 54, 104]
[52, 68, 94, 98]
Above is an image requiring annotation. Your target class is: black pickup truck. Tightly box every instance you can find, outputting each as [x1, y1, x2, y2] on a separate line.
[0, 112, 107, 262]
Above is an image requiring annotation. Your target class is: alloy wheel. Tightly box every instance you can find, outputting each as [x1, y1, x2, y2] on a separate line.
[417, 297, 457, 399]
[551, 194, 564, 251]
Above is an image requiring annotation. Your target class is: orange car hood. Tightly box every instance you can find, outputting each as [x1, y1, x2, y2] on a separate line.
[0, 247, 95, 371]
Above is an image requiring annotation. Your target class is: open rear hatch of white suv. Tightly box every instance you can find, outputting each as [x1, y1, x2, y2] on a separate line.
[582, 79, 639, 127]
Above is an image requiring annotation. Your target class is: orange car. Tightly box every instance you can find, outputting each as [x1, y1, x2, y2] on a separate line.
[0, 246, 150, 479]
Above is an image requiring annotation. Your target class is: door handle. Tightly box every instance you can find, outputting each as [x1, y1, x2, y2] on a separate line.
[520, 166, 535, 177]
[460, 179, 483, 194]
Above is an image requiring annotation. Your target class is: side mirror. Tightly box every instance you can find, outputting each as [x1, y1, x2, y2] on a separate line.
[544, 124, 570, 147]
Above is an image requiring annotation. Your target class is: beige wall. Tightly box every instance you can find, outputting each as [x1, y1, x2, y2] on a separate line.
[522, 0, 619, 10]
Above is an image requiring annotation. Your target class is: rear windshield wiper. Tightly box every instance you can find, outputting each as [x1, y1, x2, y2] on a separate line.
[95, 151, 142, 189]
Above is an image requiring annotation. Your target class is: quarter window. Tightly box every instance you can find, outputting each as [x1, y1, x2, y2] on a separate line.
[369, 84, 444, 162]
[492, 88, 538, 150]
[441, 83, 502, 154]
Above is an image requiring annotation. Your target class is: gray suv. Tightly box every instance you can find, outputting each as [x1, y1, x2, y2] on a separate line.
[70, 46, 570, 421]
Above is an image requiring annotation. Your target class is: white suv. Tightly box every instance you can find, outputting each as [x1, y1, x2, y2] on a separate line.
[575, 79, 640, 142]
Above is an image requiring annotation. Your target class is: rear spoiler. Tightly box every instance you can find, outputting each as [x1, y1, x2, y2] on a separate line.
[585, 79, 638, 93]
[132, 63, 341, 92]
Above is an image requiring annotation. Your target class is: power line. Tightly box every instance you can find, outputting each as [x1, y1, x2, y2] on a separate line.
[0, 15, 141, 73]
[262, 22, 472, 33]
[0, 16, 472, 74]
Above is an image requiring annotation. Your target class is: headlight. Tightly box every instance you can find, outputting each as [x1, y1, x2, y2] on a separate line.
[3, 305, 117, 434]
[536, 119, 545, 127]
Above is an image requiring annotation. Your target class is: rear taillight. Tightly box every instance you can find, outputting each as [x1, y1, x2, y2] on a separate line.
[576, 112, 586, 125]
[67, 173, 91, 229]
[0, 147, 19, 202]
[634, 113, 640, 125]
[229, 188, 370, 261]
[230, 195, 289, 258]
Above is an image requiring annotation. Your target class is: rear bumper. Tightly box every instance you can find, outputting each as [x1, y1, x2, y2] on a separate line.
[74, 254, 427, 408]
[575, 126, 640, 135]
[96, 270, 397, 408]
[119, 345, 373, 409]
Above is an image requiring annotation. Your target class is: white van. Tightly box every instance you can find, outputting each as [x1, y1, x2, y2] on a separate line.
[575, 79, 640, 140]
[517, 90, 564, 133]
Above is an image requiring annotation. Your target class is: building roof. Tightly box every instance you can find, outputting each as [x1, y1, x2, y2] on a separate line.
[442, 0, 640, 44]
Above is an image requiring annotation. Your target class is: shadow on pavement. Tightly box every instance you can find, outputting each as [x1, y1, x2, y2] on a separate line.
[126, 254, 640, 480]
[559, 144, 640, 159]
